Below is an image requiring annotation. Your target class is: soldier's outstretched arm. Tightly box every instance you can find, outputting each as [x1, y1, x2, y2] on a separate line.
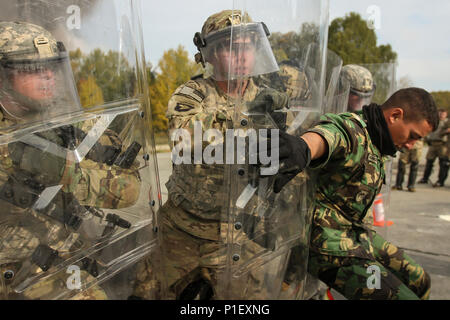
[272, 113, 352, 193]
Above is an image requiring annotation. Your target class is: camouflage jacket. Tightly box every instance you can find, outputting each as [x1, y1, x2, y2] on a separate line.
[165, 76, 259, 240]
[0, 110, 140, 298]
[306, 111, 386, 258]
[439, 119, 450, 157]
[426, 118, 448, 143]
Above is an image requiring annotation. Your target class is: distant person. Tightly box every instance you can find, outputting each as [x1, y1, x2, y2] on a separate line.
[418, 109, 448, 184]
[433, 111, 450, 187]
[393, 139, 423, 192]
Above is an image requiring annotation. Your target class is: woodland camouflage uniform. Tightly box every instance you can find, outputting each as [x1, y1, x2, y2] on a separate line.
[306, 111, 430, 300]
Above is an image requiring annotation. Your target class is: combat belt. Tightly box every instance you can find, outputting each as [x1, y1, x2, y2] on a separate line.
[0, 125, 142, 277]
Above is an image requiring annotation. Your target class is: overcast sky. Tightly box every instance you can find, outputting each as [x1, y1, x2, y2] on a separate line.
[140, 0, 450, 92]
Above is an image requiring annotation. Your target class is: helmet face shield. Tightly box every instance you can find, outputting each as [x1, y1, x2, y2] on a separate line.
[348, 89, 374, 111]
[200, 22, 279, 81]
[0, 52, 81, 124]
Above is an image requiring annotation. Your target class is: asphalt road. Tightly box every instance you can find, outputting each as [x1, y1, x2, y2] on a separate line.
[156, 149, 450, 300]
[387, 150, 450, 300]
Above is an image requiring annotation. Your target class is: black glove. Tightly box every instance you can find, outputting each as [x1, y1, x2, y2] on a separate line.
[247, 88, 289, 131]
[273, 131, 311, 193]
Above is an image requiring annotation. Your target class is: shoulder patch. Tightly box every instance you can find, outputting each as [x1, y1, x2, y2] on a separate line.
[174, 103, 194, 112]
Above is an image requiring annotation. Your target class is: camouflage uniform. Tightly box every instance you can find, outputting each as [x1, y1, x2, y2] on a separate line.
[133, 9, 315, 300]
[420, 118, 448, 183]
[394, 140, 424, 191]
[133, 75, 266, 299]
[434, 119, 450, 186]
[0, 111, 142, 300]
[305, 111, 430, 300]
[0, 21, 141, 300]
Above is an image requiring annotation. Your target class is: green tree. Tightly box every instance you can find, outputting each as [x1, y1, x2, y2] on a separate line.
[268, 23, 319, 64]
[70, 49, 136, 103]
[328, 13, 398, 104]
[77, 75, 104, 108]
[328, 12, 397, 65]
[431, 91, 450, 113]
[149, 45, 201, 132]
[77, 49, 136, 102]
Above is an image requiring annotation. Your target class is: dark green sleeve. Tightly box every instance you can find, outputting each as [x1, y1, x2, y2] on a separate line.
[305, 113, 356, 169]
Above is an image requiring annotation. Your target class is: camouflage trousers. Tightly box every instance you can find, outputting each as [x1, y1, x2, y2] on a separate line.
[426, 142, 447, 160]
[132, 200, 273, 300]
[308, 233, 431, 300]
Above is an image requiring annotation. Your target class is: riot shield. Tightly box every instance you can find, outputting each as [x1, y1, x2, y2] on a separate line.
[359, 63, 397, 238]
[323, 49, 350, 114]
[216, 0, 329, 300]
[0, 0, 163, 300]
[360, 63, 397, 105]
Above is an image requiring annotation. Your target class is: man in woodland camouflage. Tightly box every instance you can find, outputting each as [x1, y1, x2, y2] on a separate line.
[0, 21, 141, 300]
[268, 87, 438, 299]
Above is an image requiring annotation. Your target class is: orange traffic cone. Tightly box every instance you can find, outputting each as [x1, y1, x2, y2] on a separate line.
[326, 288, 334, 300]
[372, 193, 394, 227]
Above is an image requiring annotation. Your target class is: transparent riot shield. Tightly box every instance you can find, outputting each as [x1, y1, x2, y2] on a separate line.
[216, 0, 329, 300]
[297, 49, 346, 300]
[323, 49, 350, 114]
[360, 63, 397, 105]
[359, 63, 397, 238]
[0, 0, 163, 300]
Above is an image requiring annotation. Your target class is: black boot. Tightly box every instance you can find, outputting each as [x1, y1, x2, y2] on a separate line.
[408, 161, 419, 191]
[436, 157, 450, 187]
[395, 160, 405, 190]
[419, 158, 434, 183]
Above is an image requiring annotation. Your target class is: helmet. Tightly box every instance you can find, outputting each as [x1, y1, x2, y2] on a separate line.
[0, 21, 81, 124]
[340, 64, 375, 111]
[0, 21, 60, 62]
[193, 10, 278, 81]
[201, 10, 252, 38]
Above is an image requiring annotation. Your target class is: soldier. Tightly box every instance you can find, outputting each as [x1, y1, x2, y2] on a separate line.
[418, 109, 448, 185]
[268, 87, 438, 299]
[132, 10, 301, 300]
[432, 112, 450, 187]
[340, 64, 375, 112]
[393, 139, 424, 192]
[0, 21, 143, 299]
